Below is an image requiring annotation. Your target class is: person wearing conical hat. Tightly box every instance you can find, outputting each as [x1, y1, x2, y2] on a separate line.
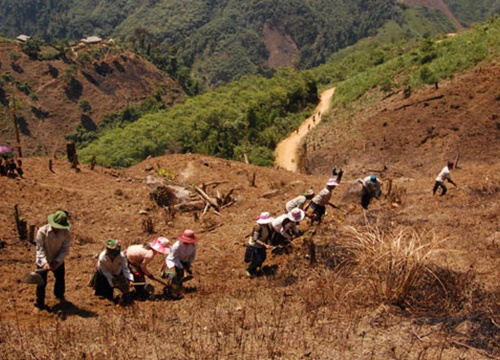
[93, 239, 134, 303]
[305, 178, 339, 225]
[285, 188, 315, 213]
[125, 237, 170, 300]
[162, 230, 199, 299]
[34, 210, 72, 312]
[244, 212, 275, 278]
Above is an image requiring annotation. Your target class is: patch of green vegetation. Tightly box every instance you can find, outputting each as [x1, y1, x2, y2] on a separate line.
[77, 67, 317, 167]
[446, 0, 500, 27]
[329, 16, 500, 106]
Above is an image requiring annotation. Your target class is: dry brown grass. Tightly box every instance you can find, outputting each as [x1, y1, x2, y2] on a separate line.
[341, 225, 441, 307]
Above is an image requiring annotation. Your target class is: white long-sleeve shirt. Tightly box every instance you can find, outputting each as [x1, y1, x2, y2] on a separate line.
[166, 241, 196, 269]
[97, 250, 134, 286]
[311, 187, 332, 206]
[272, 214, 299, 240]
[285, 195, 308, 212]
[35, 224, 71, 268]
[360, 176, 382, 195]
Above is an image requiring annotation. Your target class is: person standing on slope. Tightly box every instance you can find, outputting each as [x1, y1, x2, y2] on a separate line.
[34, 210, 72, 312]
[433, 161, 457, 196]
[305, 178, 339, 225]
[244, 212, 275, 278]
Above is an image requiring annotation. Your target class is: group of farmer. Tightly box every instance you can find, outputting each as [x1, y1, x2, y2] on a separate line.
[32, 161, 457, 311]
[33, 209, 199, 311]
[244, 168, 350, 278]
[244, 160, 458, 277]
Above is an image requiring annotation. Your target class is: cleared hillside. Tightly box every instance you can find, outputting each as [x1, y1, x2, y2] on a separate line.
[0, 61, 498, 358]
[0, 41, 184, 156]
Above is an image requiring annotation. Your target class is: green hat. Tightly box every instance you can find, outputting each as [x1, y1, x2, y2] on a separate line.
[48, 210, 70, 229]
[105, 239, 121, 250]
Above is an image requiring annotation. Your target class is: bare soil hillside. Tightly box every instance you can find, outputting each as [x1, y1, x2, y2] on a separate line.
[0, 63, 499, 359]
[0, 41, 184, 157]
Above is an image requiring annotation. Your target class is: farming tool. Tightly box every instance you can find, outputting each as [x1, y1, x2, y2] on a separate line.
[22, 268, 49, 286]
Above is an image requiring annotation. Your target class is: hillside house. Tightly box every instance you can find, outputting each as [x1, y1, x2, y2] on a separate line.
[16, 34, 30, 42]
[80, 36, 102, 44]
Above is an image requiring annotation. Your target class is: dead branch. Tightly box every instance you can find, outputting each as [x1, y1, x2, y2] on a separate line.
[393, 94, 444, 111]
[250, 171, 256, 187]
[221, 200, 236, 209]
[195, 186, 220, 211]
[454, 151, 460, 169]
[223, 188, 235, 205]
[202, 180, 229, 189]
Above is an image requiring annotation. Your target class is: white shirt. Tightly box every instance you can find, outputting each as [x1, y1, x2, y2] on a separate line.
[285, 195, 308, 212]
[35, 224, 71, 268]
[272, 214, 299, 240]
[361, 176, 382, 194]
[166, 241, 196, 269]
[97, 250, 134, 286]
[435, 166, 451, 182]
[312, 187, 332, 206]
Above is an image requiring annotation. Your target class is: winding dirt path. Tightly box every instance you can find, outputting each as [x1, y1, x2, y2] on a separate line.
[274, 87, 335, 172]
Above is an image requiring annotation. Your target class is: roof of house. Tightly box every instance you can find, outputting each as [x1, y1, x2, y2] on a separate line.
[81, 36, 102, 44]
[16, 34, 30, 42]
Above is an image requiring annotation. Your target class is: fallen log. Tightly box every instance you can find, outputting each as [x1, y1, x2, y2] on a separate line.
[393, 94, 444, 111]
[195, 186, 220, 211]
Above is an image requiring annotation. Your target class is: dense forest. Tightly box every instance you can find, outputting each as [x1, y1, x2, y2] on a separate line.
[1, 0, 496, 89]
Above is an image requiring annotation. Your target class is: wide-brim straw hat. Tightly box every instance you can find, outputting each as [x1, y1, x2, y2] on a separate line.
[326, 178, 339, 187]
[177, 229, 199, 244]
[287, 208, 305, 222]
[256, 212, 274, 224]
[305, 188, 315, 197]
[151, 237, 170, 254]
[48, 210, 70, 229]
[105, 239, 121, 251]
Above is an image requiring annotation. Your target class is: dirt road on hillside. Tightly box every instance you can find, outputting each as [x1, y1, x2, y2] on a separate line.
[274, 87, 335, 172]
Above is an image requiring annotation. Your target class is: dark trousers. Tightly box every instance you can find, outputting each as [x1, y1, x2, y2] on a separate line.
[245, 246, 266, 274]
[36, 263, 65, 306]
[94, 271, 114, 301]
[310, 202, 326, 224]
[433, 181, 447, 195]
[361, 189, 372, 209]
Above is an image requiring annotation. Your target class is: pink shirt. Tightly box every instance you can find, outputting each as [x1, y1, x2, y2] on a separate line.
[125, 245, 155, 276]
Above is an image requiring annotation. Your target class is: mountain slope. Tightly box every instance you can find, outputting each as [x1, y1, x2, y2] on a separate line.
[0, 0, 475, 87]
[0, 40, 185, 156]
[0, 62, 498, 358]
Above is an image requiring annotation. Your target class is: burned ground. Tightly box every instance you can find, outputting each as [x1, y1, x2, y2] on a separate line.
[0, 62, 499, 359]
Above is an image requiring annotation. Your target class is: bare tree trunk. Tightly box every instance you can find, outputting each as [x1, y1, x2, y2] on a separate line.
[14, 205, 28, 241]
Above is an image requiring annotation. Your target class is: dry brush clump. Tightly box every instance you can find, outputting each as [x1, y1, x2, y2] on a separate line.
[337, 225, 442, 308]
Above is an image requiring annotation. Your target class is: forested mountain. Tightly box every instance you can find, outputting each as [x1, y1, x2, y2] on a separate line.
[1, 0, 497, 89]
